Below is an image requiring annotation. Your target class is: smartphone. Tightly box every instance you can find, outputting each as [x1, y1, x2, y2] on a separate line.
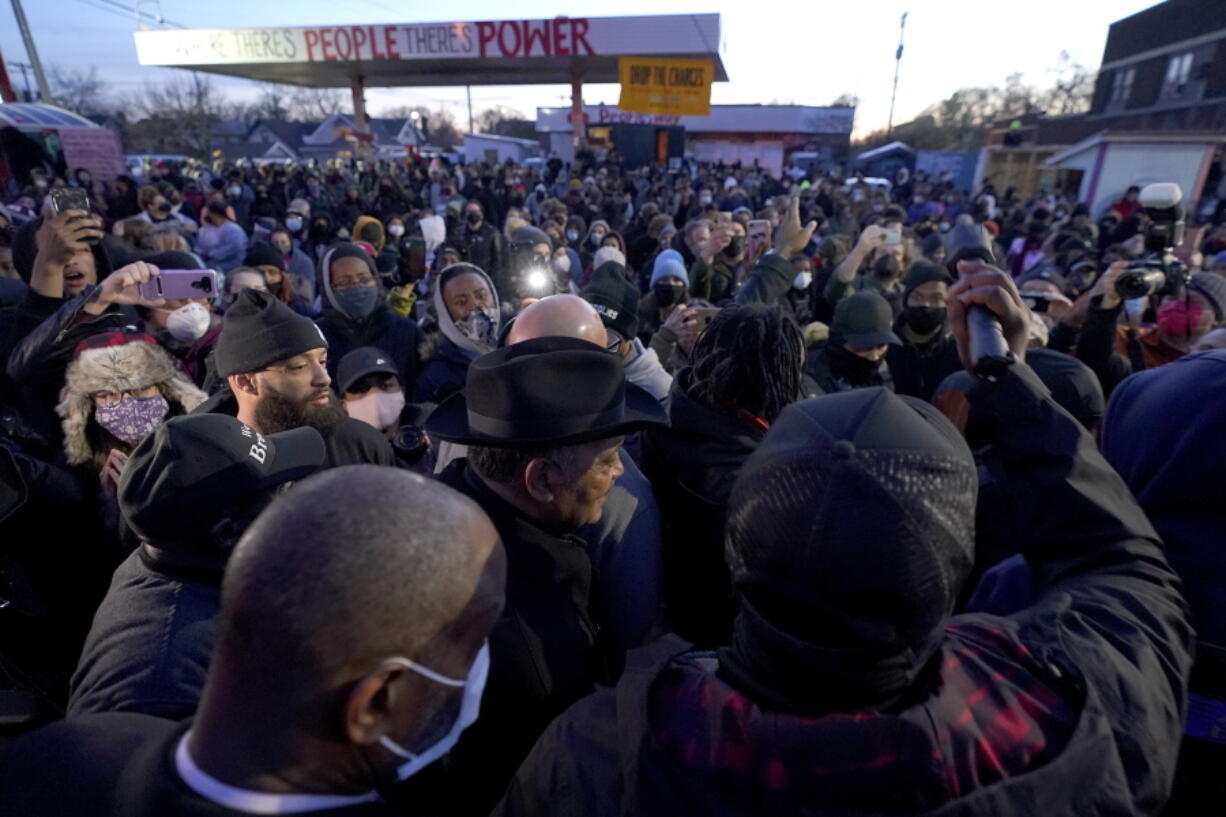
[399, 237, 426, 280]
[137, 269, 218, 300]
[883, 226, 902, 246]
[49, 187, 90, 216]
[747, 219, 771, 258]
[716, 211, 733, 223]
[692, 307, 722, 329]
[49, 187, 100, 246]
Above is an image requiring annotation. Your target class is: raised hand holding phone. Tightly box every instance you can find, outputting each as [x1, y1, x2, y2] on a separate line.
[83, 262, 167, 316]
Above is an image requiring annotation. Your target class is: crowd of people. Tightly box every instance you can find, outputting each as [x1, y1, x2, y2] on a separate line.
[0, 146, 1223, 816]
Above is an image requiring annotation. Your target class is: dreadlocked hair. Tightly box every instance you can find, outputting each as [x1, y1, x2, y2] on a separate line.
[687, 304, 804, 423]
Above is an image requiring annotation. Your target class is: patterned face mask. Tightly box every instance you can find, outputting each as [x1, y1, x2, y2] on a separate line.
[94, 394, 169, 445]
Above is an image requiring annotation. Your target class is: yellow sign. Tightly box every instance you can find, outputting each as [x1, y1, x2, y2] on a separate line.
[618, 57, 712, 117]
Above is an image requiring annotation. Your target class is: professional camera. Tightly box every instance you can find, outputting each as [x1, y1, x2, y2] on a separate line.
[1115, 183, 1190, 300]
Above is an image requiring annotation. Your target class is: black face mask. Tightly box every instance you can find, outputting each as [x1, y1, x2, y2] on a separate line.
[156, 202, 172, 214]
[654, 282, 685, 307]
[465, 212, 482, 226]
[724, 236, 747, 258]
[828, 342, 883, 384]
[903, 305, 947, 335]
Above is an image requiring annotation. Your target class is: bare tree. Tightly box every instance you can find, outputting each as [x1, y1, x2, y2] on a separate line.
[49, 65, 109, 117]
[288, 87, 347, 121]
[376, 104, 462, 148]
[1039, 51, 1096, 116]
[830, 93, 859, 107]
[252, 82, 292, 122]
[474, 105, 527, 134]
[117, 72, 225, 155]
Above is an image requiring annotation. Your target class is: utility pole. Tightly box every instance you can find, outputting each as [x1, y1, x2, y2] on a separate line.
[887, 12, 908, 138]
[8, 60, 33, 102]
[9, 0, 54, 104]
[466, 85, 474, 134]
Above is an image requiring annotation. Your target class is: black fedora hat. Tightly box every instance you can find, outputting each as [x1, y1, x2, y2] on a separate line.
[426, 336, 666, 448]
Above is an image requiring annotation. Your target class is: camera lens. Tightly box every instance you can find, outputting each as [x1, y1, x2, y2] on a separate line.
[1115, 269, 1166, 301]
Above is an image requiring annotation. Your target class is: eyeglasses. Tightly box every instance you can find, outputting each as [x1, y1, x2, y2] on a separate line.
[333, 275, 376, 290]
[91, 384, 161, 405]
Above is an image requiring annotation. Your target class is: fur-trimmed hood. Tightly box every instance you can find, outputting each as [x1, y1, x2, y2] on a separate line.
[56, 337, 207, 468]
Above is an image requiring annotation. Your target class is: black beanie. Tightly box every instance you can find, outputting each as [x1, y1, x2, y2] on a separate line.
[244, 241, 285, 271]
[144, 250, 202, 271]
[902, 261, 954, 302]
[324, 242, 377, 276]
[582, 261, 639, 340]
[214, 289, 328, 377]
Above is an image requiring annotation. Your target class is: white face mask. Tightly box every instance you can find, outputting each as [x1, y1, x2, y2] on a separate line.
[380, 642, 490, 782]
[228, 185, 242, 197]
[345, 389, 405, 431]
[590, 232, 604, 247]
[165, 302, 212, 343]
[552, 254, 571, 274]
[388, 225, 405, 238]
[793, 271, 813, 291]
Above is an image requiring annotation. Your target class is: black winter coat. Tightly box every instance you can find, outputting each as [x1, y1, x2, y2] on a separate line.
[885, 320, 963, 402]
[415, 459, 609, 815]
[412, 335, 474, 405]
[641, 369, 765, 647]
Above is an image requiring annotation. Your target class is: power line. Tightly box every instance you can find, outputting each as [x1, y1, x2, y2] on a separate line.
[71, 0, 187, 29]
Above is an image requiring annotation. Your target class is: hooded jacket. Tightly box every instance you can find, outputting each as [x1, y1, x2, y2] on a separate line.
[1102, 350, 1226, 812]
[1103, 350, 1225, 649]
[641, 369, 767, 647]
[314, 244, 419, 395]
[496, 365, 1193, 817]
[352, 215, 386, 252]
[413, 263, 501, 404]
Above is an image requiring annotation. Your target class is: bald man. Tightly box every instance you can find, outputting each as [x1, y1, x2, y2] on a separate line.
[0, 467, 506, 817]
[506, 294, 608, 346]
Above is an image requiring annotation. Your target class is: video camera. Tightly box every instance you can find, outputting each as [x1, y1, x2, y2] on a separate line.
[1115, 183, 1190, 300]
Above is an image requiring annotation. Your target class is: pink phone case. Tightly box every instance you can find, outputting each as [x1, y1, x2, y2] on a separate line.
[137, 270, 218, 300]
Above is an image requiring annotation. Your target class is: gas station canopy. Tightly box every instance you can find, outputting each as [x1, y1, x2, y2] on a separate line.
[133, 14, 728, 87]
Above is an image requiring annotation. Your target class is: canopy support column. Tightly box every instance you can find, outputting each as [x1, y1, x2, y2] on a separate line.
[570, 68, 586, 153]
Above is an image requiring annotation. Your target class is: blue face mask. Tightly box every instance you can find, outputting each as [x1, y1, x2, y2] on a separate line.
[285, 217, 303, 233]
[335, 285, 380, 319]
